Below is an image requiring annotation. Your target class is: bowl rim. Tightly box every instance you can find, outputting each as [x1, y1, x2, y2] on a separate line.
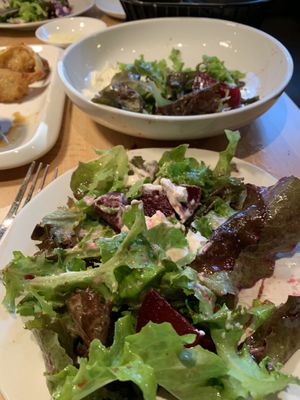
[58, 16, 294, 122]
[35, 17, 107, 44]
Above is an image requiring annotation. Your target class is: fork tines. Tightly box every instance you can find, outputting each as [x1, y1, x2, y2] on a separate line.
[0, 161, 58, 241]
[23, 162, 48, 206]
[23, 161, 58, 205]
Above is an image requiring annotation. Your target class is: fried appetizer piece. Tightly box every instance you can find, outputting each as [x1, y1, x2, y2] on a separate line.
[0, 45, 49, 84]
[0, 69, 29, 103]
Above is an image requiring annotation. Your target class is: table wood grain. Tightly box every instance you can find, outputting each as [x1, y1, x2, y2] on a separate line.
[0, 9, 300, 400]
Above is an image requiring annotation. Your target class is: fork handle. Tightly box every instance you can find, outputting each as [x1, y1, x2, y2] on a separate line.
[0, 162, 36, 241]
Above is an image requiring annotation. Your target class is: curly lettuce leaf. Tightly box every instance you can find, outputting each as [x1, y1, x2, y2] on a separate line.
[169, 48, 185, 72]
[246, 299, 275, 331]
[146, 223, 187, 251]
[157, 149, 212, 190]
[1, 251, 71, 312]
[125, 178, 147, 201]
[50, 315, 227, 400]
[213, 130, 241, 177]
[157, 130, 240, 190]
[98, 203, 154, 292]
[33, 328, 73, 378]
[156, 134, 243, 200]
[212, 327, 298, 399]
[198, 271, 237, 300]
[22, 267, 109, 313]
[52, 312, 295, 400]
[31, 206, 86, 252]
[2, 207, 145, 314]
[100, 204, 190, 300]
[159, 144, 188, 165]
[49, 315, 156, 400]
[245, 296, 300, 365]
[160, 265, 217, 321]
[127, 321, 227, 400]
[200, 55, 245, 86]
[193, 197, 235, 239]
[146, 80, 173, 108]
[9, 0, 48, 22]
[119, 54, 168, 92]
[70, 146, 128, 200]
[62, 223, 115, 262]
[3, 204, 190, 314]
[97, 233, 127, 263]
[2, 222, 114, 315]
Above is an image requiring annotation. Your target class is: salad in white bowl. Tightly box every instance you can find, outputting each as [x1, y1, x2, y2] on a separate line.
[90, 49, 259, 116]
[58, 17, 293, 140]
[1, 131, 300, 400]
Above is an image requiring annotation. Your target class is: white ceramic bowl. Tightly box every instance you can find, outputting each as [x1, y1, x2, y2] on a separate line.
[35, 17, 107, 48]
[58, 17, 293, 140]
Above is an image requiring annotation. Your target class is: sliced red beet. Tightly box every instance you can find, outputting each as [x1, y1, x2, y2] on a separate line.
[183, 184, 201, 216]
[137, 288, 213, 349]
[94, 192, 128, 232]
[160, 181, 201, 222]
[141, 186, 174, 217]
[193, 72, 241, 109]
[24, 274, 35, 280]
[219, 82, 241, 109]
[227, 86, 241, 108]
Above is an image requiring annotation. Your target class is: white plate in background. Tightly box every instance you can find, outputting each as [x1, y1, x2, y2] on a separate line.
[0, 0, 94, 30]
[0, 45, 65, 170]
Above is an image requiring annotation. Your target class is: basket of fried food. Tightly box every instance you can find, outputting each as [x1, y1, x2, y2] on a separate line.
[0, 44, 50, 103]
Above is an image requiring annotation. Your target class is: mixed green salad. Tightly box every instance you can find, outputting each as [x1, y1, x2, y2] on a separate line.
[92, 49, 259, 116]
[2, 130, 300, 400]
[0, 0, 71, 23]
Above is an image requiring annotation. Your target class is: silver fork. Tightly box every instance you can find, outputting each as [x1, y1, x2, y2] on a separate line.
[0, 161, 58, 241]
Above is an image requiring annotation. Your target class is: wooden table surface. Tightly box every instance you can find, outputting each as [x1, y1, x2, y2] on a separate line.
[0, 7, 300, 400]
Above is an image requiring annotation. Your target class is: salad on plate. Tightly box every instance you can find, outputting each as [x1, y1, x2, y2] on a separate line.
[0, 0, 72, 23]
[1, 130, 300, 400]
[91, 49, 259, 116]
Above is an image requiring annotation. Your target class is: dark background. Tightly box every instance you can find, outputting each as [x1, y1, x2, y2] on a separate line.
[260, 0, 300, 106]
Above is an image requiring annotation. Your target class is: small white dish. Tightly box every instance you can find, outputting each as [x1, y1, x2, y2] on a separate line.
[35, 17, 107, 48]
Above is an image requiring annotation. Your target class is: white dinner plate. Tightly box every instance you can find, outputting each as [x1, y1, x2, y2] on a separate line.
[0, 0, 94, 30]
[0, 45, 65, 170]
[95, 0, 126, 20]
[0, 148, 299, 400]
